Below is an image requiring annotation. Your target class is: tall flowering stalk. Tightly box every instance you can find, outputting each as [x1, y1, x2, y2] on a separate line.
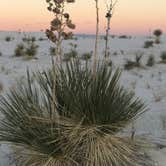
[93, 0, 99, 75]
[45, 0, 75, 121]
[104, 0, 117, 62]
[46, 0, 76, 62]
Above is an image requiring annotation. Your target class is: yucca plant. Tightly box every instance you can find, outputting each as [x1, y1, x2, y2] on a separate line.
[146, 55, 155, 67]
[153, 29, 162, 44]
[160, 51, 166, 61]
[143, 40, 154, 48]
[14, 43, 25, 57]
[5, 36, 12, 42]
[50, 46, 57, 56]
[0, 60, 154, 165]
[25, 42, 38, 57]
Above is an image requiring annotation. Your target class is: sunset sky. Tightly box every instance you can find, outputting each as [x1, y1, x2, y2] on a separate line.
[0, 0, 166, 35]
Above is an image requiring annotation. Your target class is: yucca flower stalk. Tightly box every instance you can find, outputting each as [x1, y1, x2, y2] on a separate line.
[0, 60, 154, 165]
[46, 0, 76, 123]
[104, 0, 117, 62]
[46, 0, 76, 62]
[93, 0, 99, 75]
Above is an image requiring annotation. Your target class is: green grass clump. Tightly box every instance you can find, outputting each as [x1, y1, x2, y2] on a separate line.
[0, 60, 153, 166]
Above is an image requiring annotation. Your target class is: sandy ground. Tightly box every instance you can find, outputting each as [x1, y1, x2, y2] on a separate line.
[0, 31, 166, 165]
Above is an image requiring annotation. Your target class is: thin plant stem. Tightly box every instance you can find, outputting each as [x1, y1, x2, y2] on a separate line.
[104, 16, 111, 62]
[104, 0, 118, 63]
[93, 0, 99, 75]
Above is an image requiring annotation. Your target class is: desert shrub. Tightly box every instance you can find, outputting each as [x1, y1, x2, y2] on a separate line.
[49, 46, 56, 56]
[120, 50, 124, 55]
[22, 36, 36, 42]
[160, 51, 166, 61]
[119, 35, 128, 39]
[63, 43, 78, 61]
[14, 42, 38, 58]
[38, 37, 46, 41]
[0, 82, 3, 93]
[14, 44, 25, 57]
[63, 50, 78, 61]
[0, 61, 153, 166]
[160, 51, 166, 60]
[124, 60, 137, 70]
[31, 36, 36, 42]
[124, 54, 143, 70]
[23, 37, 38, 58]
[144, 40, 153, 48]
[146, 55, 155, 67]
[135, 54, 143, 65]
[5, 36, 12, 42]
[22, 37, 27, 42]
[113, 51, 118, 56]
[153, 29, 162, 44]
[81, 52, 92, 61]
[38, 37, 43, 41]
[68, 49, 77, 58]
[69, 43, 78, 58]
[25, 42, 38, 57]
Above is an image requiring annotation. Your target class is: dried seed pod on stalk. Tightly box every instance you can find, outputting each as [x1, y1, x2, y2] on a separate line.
[45, 0, 76, 61]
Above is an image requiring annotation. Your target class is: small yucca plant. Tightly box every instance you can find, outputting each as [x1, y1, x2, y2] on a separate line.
[25, 42, 38, 57]
[14, 41, 38, 58]
[14, 43, 25, 57]
[143, 40, 154, 48]
[5, 36, 12, 42]
[49, 46, 56, 56]
[153, 29, 162, 44]
[0, 60, 154, 165]
[81, 52, 92, 61]
[146, 55, 155, 67]
[160, 51, 166, 61]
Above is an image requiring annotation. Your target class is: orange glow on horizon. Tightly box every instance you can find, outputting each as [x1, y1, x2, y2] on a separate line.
[0, 0, 166, 35]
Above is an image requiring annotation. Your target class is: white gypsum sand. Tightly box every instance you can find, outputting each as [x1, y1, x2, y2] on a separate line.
[0, 31, 166, 165]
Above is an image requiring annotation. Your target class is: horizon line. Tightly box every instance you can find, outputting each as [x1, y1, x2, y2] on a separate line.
[1, 30, 164, 37]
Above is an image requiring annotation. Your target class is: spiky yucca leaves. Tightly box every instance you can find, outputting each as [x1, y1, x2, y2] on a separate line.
[0, 61, 153, 165]
[36, 60, 153, 165]
[38, 61, 146, 131]
[0, 72, 79, 166]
